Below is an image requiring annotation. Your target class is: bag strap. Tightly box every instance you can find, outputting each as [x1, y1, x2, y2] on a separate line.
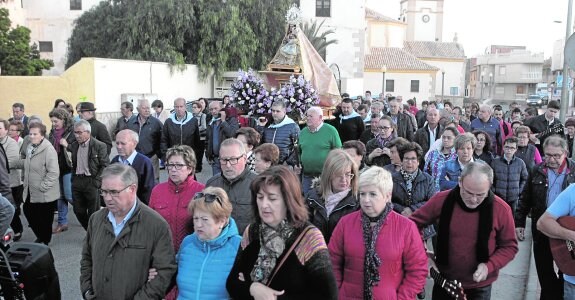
[266, 225, 313, 286]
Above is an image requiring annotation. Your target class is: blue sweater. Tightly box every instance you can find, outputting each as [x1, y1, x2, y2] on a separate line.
[177, 217, 241, 300]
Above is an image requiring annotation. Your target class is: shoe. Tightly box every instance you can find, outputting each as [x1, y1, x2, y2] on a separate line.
[52, 224, 69, 233]
[13, 232, 22, 241]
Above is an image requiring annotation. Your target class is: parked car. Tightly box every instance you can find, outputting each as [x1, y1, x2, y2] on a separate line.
[526, 94, 546, 107]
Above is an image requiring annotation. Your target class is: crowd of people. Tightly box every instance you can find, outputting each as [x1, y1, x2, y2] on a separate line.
[0, 92, 575, 300]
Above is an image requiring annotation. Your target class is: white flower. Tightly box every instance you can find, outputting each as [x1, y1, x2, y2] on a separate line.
[290, 98, 296, 103]
[239, 100, 245, 104]
[305, 98, 311, 102]
[291, 79, 296, 83]
[310, 88, 315, 93]
[246, 84, 250, 88]
[258, 103, 263, 107]
[298, 89, 302, 94]
[252, 89, 256, 93]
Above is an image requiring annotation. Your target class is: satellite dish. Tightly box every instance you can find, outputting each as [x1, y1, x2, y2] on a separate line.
[566, 33, 575, 70]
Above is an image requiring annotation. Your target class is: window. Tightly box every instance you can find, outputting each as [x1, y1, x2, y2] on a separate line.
[517, 85, 525, 94]
[410, 80, 419, 93]
[38, 41, 53, 52]
[316, 0, 330, 17]
[385, 80, 394, 92]
[70, 0, 82, 10]
[450, 87, 459, 96]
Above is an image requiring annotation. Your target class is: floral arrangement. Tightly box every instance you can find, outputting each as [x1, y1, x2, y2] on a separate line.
[229, 69, 270, 115]
[276, 74, 319, 121]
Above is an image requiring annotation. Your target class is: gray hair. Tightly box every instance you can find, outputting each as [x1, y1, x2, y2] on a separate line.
[306, 106, 322, 116]
[28, 115, 42, 125]
[101, 164, 138, 188]
[221, 138, 246, 155]
[359, 166, 393, 196]
[371, 101, 384, 109]
[137, 99, 150, 108]
[543, 135, 569, 152]
[460, 161, 494, 184]
[271, 100, 286, 109]
[118, 129, 139, 144]
[479, 104, 492, 114]
[74, 119, 92, 133]
[454, 132, 477, 150]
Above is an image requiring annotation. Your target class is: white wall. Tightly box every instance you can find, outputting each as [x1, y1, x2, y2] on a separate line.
[23, 0, 104, 75]
[368, 22, 406, 48]
[420, 60, 465, 97]
[93, 59, 213, 113]
[1, 0, 26, 27]
[364, 71, 434, 101]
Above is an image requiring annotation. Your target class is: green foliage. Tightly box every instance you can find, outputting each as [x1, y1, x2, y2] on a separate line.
[66, 0, 295, 80]
[301, 19, 338, 58]
[0, 8, 54, 75]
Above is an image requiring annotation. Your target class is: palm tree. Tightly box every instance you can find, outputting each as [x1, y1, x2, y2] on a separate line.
[301, 19, 338, 61]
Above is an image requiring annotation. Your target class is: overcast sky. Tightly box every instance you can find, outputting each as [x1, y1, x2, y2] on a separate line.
[367, 0, 574, 58]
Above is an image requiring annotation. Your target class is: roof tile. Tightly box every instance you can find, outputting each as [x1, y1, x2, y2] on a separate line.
[403, 41, 466, 59]
[365, 47, 439, 71]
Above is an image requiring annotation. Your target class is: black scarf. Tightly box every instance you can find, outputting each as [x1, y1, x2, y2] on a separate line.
[436, 186, 493, 265]
[362, 202, 392, 300]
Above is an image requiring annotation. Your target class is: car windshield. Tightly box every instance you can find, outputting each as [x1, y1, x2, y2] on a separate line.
[528, 95, 539, 99]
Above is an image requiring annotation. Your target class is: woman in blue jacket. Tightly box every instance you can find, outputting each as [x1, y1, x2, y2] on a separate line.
[177, 187, 242, 300]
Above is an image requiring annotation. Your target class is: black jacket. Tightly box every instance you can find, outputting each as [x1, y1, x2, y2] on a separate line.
[391, 170, 436, 213]
[87, 118, 113, 155]
[306, 188, 358, 243]
[516, 159, 575, 230]
[414, 125, 443, 156]
[206, 117, 239, 160]
[127, 116, 163, 158]
[334, 116, 364, 143]
[68, 138, 109, 187]
[490, 156, 528, 205]
[387, 112, 414, 141]
[48, 125, 76, 176]
[160, 112, 199, 159]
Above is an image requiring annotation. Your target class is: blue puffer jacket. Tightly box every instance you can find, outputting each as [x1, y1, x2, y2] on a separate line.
[176, 217, 242, 300]
[439, 159, 484, 191]
[259, 117, 300, 165]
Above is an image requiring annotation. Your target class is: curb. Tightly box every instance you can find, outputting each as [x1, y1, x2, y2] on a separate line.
[524, 219, 539, 300]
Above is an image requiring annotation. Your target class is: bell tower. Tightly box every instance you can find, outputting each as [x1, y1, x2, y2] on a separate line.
[400, 0, 444, 42]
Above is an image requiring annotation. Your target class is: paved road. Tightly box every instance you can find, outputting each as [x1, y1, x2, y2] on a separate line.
[13, 157, 535, 299]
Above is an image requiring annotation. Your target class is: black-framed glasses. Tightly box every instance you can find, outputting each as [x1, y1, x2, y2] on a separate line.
[219, 155, 244, 165]
[194, 192, 222, 205]
[100, 185, 132, 198]
[166, 163, 186, 170]
[74, 130, 87, 135]
[545, 152, 564, 160]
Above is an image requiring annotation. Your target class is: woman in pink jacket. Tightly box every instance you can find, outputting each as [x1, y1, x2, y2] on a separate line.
[149, 145, 205, 252]
[329, 166, 428, 299]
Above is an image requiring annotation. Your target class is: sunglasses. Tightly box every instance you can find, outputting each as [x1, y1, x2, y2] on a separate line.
[193, 192, 222, 205]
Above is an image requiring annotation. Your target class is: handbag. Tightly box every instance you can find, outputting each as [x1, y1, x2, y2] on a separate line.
[266, 225, 313, 286]
[62, 132, 73, 168]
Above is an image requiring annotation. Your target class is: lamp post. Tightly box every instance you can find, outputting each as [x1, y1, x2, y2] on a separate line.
[441, 70, 445, 102]
[489, 72, 493, 98]
[381, 65, 387, 98]
[560, 0, 573, 122]
[480, 71, 485, 100]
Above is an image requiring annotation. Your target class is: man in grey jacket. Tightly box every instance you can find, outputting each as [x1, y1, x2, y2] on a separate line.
[81, 164, 176, 300]
[206, 138, 257, 233]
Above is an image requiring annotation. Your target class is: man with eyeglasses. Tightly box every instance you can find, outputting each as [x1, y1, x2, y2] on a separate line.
[516, 135, 575, 299]
[489, 137, 528, 215]
[81, 164, 176, 300]
[414, 108, 443, 162]
[256, 100, 300, 166]
[111, 130, 155, 205]
[410, 161, 518, 300]
[206, 138, 256, 233]
[524, 100, 564, 151]
[64, 120, 109, 230]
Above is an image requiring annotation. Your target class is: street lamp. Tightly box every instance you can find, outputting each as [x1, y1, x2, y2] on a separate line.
[480, 71, 485, 100]
[489, 72, 493, 98]
[381, 65, 387, 97]
[560, 0, 573, 122]
[441, 69, 445, 102]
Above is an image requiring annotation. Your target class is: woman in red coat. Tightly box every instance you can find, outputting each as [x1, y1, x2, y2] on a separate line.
[149, 145, 205, 251]
[329, 166, 428, 299]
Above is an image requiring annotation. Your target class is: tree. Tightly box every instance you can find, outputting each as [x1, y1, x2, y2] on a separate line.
[0, 8, 53, 75]
[301, 19, 338, 61]
[66, 0, 296, 80]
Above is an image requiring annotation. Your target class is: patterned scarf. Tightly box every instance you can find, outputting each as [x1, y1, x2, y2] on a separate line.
[400, 169, 418, 206]
[250, 220, 295, 284]
[362, 202, 393, 300]
[376, 133, 396, 149]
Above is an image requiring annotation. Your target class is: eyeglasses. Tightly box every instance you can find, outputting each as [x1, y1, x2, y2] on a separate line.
[544, 152, 564, 160]
[334, 173, 354, 181]
[74, 130, 87, 135]
[403, 157, 419, 162]
[100, 185, 132, 198]
[378, 126, 392, 131]
[517, 136, 529, 140]
[166, 163, 187, 170]
[219, 155, 244, 165]
[8, 129, 20, 132]
[194, 192, 222, 205]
